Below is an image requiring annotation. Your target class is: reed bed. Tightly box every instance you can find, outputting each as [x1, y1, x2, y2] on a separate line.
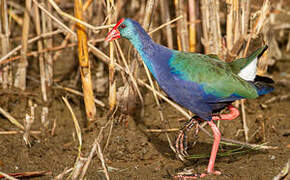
[0, 0, 289, 179]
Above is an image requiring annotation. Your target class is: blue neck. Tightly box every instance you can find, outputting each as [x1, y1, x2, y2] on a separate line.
[128, 29, 157, 73]
[123, 20, 173, 78]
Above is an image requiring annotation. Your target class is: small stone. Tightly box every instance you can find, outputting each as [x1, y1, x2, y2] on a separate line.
[269, 155, 276, 160]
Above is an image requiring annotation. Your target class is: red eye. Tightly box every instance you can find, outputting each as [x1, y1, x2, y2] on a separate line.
[120, 24, 126, 29]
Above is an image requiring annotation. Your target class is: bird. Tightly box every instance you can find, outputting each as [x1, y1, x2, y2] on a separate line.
[105, 18, 274, 178]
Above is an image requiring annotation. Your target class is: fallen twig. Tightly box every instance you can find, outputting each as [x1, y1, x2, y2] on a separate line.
[62, 96, 83, 179]
[56, 85, 105, 107]
[96, 140, 110, 180]
[145, 128, 180, 133]
[265, 95, 290, 104]
[54, 168, 73, 180]
[0, 171, 18, 180]
[79, 116, 113, 179]
[0, 106, 24, 130]
[0, 171, 51, 179]
[0, 130, 41, 135]
[79, 139, 98, 179]
[62, 97, 82, 156]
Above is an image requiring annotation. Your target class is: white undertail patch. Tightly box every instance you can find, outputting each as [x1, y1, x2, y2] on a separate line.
[238, 57, 258, 81]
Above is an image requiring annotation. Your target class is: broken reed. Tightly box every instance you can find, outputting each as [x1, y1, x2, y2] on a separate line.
[74, 0, 96, 126]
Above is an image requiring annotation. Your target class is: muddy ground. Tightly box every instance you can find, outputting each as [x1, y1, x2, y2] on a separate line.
[0, 55, 289, 180]
[1, 0, 290, 179]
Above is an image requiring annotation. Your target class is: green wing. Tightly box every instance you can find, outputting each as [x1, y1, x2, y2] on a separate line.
[205, 45, 268, 75]
[169, 51, 258, 99]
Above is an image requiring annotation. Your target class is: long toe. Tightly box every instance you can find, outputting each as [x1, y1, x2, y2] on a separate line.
[174, 174, 203, 179]
[175, 130, 189, 158]
[209, 170, 221, 176]
[180, 132, 189, 156]
[174, 170, 221, 179]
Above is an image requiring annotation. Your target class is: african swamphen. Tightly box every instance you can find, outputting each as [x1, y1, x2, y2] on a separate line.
[105, 18, 274, 178]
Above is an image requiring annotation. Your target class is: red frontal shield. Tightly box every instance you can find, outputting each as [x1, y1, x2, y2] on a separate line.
[105, 18, 125, 42]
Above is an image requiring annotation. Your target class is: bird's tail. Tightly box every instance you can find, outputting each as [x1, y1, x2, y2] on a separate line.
[237, 45, 268, 81]
[252, 75, 274, 96]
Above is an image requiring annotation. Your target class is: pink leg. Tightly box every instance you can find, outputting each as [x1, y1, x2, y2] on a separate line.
[174, 105, 240, 178]
[212, 105, 240, 121]
[206, 120, 221, 175]
[173, 121, 221, 179]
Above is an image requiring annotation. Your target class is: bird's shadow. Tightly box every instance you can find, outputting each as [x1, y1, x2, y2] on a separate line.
[134, 115, 266, 169]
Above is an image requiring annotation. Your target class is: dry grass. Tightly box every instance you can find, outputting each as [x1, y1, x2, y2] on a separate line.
[0, 0, 288, 179]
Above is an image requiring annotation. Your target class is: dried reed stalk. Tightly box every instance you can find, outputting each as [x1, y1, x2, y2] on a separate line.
[107, 0, 117, 113]
[41, 0, 53, 127]
[149, 16, 183, 35]
[34, 2, 49, 126]
[74, 0, 97, 126]
[0, 131, 41, 135]
[55, 85, 105, 107]
[8, 8, 23, 26]
[188, 0, 196, 52]
[239, 0, 251, 143]
[225, 0, 249, 62]
[0, 29, 62, 63]
[201, 0, 223, 57]
[0, 0, 12, 88]
[43, 1, 53, 88]
[159, 0, 173, 49]
[175, 0, 189, 51]
[52, 0, 93, 64]
[237, 0, 269, 142]
[62, 96, 83, 180]
[115, 40, 144, 104]
[240, 0, 250, 36]
[79, 118, 113, 180]
[1, 42, 77, 64]
[226, 0, 239, 51]
[258, 0, 281, 75]
[243, 0, 270, 57]
[225, 0, 251, 142]
[14, 0, 32, 90]
[0, 106, 24, 130]
[48, 0, 113, 31]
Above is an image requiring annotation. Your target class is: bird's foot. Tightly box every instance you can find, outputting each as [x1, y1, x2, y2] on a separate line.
[174, 169, 221, 179]
[212, 105, 240, 121]
[175, 117, 202, 159]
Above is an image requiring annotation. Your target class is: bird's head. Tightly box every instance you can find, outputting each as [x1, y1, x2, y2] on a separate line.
[105, 18, 136, 42]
